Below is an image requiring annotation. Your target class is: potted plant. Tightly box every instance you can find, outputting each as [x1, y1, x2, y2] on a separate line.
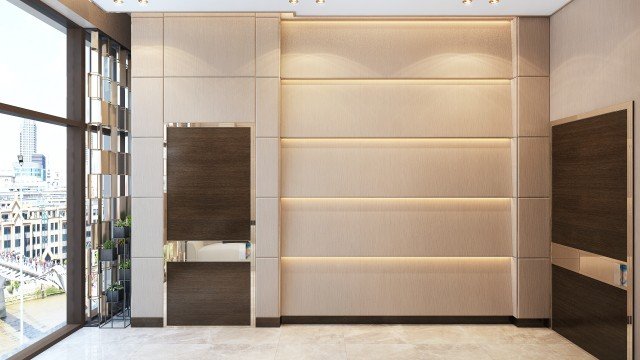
[105, 283, 124, 303]
[100, 239, 116, 261]
[118, 259, 131, 281]
[117, 238, 130, 255]
[113, 216, 131, 238]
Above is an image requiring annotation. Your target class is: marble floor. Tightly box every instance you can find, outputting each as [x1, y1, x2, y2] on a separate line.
[36, 324, 595, 359]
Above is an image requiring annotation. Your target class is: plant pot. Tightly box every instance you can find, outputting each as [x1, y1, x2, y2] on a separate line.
[105, 288, 123, 303]
[118, 268, 131, 281]
[100, 249, 116, 262]
[113, 226, 130, 239]
[117, 242, 130, 256]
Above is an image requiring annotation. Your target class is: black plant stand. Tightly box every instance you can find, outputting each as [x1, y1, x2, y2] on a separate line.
[99, 231, 131, 329]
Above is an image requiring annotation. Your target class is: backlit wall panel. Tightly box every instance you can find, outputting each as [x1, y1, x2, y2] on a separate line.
[282, 198, 513, 257]
[282, 257, 513, 316]
[282, 82, 513, 138]
[281, 20, 512, 79]
[281, 139, 513, 198]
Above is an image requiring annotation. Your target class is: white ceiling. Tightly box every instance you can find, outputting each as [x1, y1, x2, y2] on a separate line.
[93, 0, 572, 17]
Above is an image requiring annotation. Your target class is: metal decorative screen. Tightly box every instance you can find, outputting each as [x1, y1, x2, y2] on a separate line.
[85, 31, 131, 326]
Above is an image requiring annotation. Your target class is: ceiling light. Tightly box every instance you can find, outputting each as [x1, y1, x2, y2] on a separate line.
[489, 0, 500, 4]
[138, 0, 148, 4]
[462, 0, 473, 5]
[289, 0, 298, 4]
[113, 0, 123, 4]
[316, 0, 325, 4]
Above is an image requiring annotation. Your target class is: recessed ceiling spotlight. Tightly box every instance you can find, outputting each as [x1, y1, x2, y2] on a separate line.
[316, 0, 325, 4]
[113, 0, 124, 4]
[462, 0, 473, 5]
[489, 0, 500, 4]
[289, 0, 298, 4]
[138, 0, 148, 4]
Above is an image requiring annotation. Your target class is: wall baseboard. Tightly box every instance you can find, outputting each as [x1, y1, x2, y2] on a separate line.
[131, 317, 164, 327]
[256, 317, 281, 327]
[509, 317, 550, 328]
[281, 316, 513, 325]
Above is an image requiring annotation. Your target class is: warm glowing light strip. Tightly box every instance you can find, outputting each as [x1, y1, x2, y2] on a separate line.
[281, 197, 512, 201]
[281, 19, 512, 25]
[281, 79, 511, 85]
[281, 257, 512, 260]
[280, 138, 513, 147]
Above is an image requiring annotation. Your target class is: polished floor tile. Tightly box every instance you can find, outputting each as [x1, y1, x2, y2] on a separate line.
[36, 324, 596, 360]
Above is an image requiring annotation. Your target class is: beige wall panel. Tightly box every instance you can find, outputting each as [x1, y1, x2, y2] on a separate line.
[256, 18, 280, 77]
[131, 138, 164, 198]
[131, 18, 163, 77]
[164, 77, 255, 123]
[131, 78, 164, 138]
[281, 21, 512, 79]
[256, 198, 280, 258]
[514, 17, 550, 77]
[517, 137, 550, 197]
[256, 138, 280, 198]
[282, 82, 513, 138]
[517, 258, 551, 318]
[282, 139, 513, 197]
[256, 78, 280, 138]
[282, 198, 512, 257]
[518, 198, 550, 258]
[517, 77, 550, 137]
[131, 258, 165, 318]
[256, 258, 280, 318]
[164, 17, 255, 76]
[282, 257, 513, 316]
[132, 197, 164, 258]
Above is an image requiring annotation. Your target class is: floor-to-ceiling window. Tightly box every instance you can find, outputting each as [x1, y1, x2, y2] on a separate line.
[0, 1, 72, 358]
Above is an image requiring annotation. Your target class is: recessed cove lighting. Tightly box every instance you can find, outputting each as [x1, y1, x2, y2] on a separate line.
[462, 0, 473, 5]
[489, 0, 500, 4]
[289, 0, 298, 4]
[138, 0, 148, 4]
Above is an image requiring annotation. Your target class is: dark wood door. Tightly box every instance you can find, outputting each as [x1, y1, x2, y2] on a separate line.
[166, 127, 251, 241]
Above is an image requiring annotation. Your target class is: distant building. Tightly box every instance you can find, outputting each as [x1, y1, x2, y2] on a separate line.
[0, 199, 67, 264]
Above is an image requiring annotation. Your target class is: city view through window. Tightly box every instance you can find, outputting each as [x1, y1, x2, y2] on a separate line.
[0, 0, 68, 357]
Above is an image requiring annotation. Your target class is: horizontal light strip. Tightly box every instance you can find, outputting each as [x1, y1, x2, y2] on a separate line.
[282, 257, 512, 261]
[281, 138, 512, 149]
[281, 138, 512, 142]
[281, 79, 511, 85]
[281, 19, 512, 25]
[281, 197, 512, 201]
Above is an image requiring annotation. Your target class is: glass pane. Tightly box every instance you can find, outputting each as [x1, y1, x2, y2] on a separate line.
[0, 0, 66, 118]
[0, 114, 67, 358]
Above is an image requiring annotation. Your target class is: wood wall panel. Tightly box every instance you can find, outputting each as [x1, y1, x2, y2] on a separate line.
[512, 17, 550, 77]
[552, 110, 628, 261]
[164, 77, 255, 123]
[552, 265, 627, 360]
[282, 82, 513, 138]
[518, 198, 551, 258]
[516, 77, 550, 137]
[517, 137, 551, 197]
[281, 21, 512, 79]
[281, 139, 513, 197]
[167, 262, 251, 325]
[282, 258, 513, 316]
[256, 258, 280, 318]
[164, 17, 255, 76]
[282, 198, 512, 257]
[517, 258, 551, 318]
[167, 127, 250, 241]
